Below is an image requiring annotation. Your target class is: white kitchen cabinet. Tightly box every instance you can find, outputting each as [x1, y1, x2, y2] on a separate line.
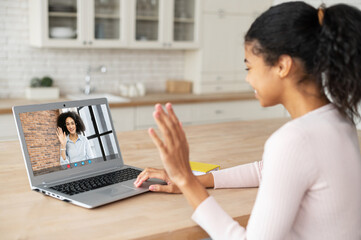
[191, 100, 286, 124]
[134, 100, 287, 129]
[192, 101, 243, 123]
[29, 0, 200, 49]
[29, 0, 130, 48]
[203, 0, 271, 14]
[87, 0, 128, 48]
[0, 114, 18, 141]
[201, 14, 240, 73]
[128, 0, 200, 49]
[110, 107, 135, 132]
[29, 0, 84, 47]
[135, 104, 193, 129]
[184, 0, 271, 94]
[234, 100, 287, 121]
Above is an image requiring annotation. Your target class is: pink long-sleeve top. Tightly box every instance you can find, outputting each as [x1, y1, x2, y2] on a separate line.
[192, 104, 361, 239]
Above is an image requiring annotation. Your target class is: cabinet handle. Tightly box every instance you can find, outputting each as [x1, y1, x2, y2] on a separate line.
[83, 41, 87, 45]
[216, 76, 222, 81]
[163, 42, 167, 47]
[88, 41, 92, 45]
[215, 110, 223, 114]
[168, 43, 172, 47]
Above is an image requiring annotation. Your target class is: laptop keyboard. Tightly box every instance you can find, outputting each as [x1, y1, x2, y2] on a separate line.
[50, 168, 142, 196]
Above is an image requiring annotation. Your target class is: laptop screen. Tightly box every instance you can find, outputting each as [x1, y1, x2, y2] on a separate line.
[18, 103, 119, 176]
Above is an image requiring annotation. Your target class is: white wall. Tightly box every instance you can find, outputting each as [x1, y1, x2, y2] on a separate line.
[0, 0, 185, 98]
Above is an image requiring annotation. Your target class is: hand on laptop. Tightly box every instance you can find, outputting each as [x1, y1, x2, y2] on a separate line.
[134, 168, 181, 193]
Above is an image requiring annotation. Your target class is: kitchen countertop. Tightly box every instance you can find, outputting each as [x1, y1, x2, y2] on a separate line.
[0, 92, 255, 114]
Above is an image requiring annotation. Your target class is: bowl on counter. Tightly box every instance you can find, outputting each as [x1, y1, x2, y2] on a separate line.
[49, 27, 76, 39]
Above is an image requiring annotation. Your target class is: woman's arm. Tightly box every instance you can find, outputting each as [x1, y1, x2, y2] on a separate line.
[212, 161, 263, 189]
[60, 154, 69, 165]
[135, 161, 263, 192]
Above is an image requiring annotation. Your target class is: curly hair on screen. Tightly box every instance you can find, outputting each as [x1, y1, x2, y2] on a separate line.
[57, 111, 86, 135]
[245, 1, 361, 122]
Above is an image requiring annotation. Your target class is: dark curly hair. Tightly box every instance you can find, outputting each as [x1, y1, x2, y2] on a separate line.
[57, 111, 86, 135]
[245, 2, 361, 122]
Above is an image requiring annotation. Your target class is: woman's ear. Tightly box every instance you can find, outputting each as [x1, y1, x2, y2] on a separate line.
[277, 55, 293, 78]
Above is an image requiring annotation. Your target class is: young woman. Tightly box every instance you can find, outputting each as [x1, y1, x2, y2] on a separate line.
[56, 111, 94, 165]
[134, 2, 361, 239]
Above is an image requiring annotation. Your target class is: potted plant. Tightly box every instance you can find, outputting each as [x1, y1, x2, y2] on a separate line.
[26, 76, 60, 100]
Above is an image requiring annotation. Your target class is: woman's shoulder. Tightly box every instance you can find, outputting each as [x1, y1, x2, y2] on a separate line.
[266, 103, 354, 150]
[266, 120, 307, 148]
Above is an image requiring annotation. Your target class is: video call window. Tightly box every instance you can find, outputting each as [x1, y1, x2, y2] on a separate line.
[19, 104, 119, 176]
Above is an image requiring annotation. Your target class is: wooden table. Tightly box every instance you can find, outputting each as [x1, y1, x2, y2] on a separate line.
[1, 119, 359, 239]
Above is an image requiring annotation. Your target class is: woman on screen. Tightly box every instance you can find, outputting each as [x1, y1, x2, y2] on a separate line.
[56, 111, 94, 165]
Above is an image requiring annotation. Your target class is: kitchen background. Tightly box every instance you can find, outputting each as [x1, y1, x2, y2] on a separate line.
[1, 0, 360, 98]
[1, 0, 186, 98]
[0, 0, 360, 141]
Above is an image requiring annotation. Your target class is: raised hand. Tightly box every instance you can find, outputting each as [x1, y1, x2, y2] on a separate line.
[148, 103, 194, 187]
[148, 103, 209, 209]
[56, 127, 67, 148]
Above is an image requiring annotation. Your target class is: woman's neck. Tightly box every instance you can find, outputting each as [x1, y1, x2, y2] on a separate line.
[282, 81, 330, 119]
[69, 133, 78, 142]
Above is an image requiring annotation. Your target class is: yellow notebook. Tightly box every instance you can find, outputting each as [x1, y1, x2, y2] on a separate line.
[190, 161, 220, 176]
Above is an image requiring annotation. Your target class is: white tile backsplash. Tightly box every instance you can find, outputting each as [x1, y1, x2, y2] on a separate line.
[0, 0, 184, 98]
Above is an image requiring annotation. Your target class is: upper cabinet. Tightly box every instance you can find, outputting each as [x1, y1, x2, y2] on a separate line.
[29, 0, 127, 48]
[89, 0, 127, 47]
[128, 0, 200, 49]
[203, 0, 271, 14]
[184, 0, 272, 94]
[29, 0, 200, 49]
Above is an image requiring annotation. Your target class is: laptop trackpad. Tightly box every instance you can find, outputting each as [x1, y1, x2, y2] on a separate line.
[101, 186, 135, 197]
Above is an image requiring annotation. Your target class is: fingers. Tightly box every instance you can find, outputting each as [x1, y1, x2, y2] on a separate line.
[149, 184, 180, 194]
[56, 127, 62, 139]
[148, 128, 167, 154]
[153, 103, 185, 147]
[165, 103, 180, 127]
[165, 103, 186, 142]
[153, 104, 175, 146]
[56, 127, 64, 137]
[134, 168, 168, 188]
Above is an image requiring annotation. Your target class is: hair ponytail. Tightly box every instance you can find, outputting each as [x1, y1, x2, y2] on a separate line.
[245, 2, 361, 122]
[314, 4, 361, 122]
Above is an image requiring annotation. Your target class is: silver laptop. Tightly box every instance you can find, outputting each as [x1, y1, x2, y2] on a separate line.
[13, 98, 160, 208]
